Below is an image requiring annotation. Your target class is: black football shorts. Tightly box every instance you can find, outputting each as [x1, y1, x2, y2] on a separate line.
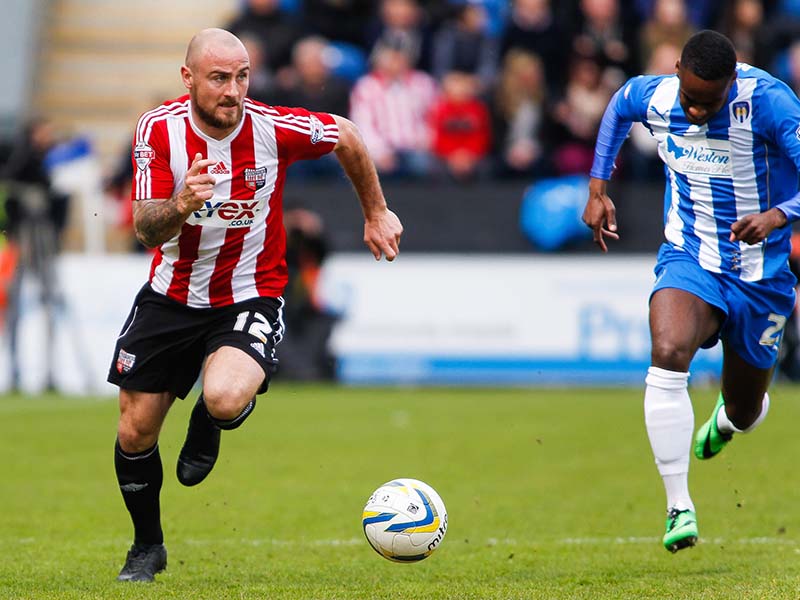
[107, 284, 284, 398]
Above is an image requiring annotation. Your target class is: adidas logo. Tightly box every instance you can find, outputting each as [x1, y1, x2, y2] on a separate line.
[209, 161, 230, 175]
[250, 342, 265, 358]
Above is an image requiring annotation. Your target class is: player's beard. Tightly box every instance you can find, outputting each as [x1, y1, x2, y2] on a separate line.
[195, 99, 243, 130]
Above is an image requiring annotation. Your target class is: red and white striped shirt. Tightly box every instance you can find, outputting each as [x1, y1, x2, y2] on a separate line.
[131, 95, 338, 308]
[349, 70, 438, 161]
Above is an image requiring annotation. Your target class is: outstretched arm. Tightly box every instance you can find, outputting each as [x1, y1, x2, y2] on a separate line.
[583, 177, 619, 252]
[333, 115, 403, 261]
[583, 85, 637, 252]
[133, 153, 216, 248]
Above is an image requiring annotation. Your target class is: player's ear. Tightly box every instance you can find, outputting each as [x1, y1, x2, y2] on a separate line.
[180, 65, 193, 91]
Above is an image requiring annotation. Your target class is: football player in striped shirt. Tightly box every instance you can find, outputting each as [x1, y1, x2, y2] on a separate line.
[109, 28, 403, 582]
[583, 30, 800, 553]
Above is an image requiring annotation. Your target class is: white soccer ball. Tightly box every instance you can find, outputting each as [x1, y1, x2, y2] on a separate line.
[361, 478, 448, 562]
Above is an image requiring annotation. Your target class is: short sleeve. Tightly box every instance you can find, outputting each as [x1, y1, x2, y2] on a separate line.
[614, 75, 657, 123]
[269, 106, 339, 164]
[130, 114, 174, 201]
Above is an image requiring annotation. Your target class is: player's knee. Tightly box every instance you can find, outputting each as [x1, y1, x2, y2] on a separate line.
[117, 419, 159, 453]
[651, 340, 694, 371]
[209, 396, 256, 431]
[203, 383, 257, 423]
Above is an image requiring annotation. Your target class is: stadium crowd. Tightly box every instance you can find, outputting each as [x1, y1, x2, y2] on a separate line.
[216, 0, 800, 182]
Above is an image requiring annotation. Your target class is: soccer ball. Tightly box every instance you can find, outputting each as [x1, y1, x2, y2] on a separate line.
[361, 478, 448, 562]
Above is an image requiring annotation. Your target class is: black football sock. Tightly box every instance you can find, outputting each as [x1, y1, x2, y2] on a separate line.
[115, 439, 164, 546]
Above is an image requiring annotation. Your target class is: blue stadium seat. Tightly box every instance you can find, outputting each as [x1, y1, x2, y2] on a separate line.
[43, 136, 92, 171]
[772, 48, 791, 85]
[324, 41, 368, 83]
[519, 175, 592, 251]
[280, 0, 301, 14]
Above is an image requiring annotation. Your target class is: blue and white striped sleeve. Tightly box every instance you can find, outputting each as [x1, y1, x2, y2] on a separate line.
[590, 77, 650, 181]
[768, 79, 800, 222]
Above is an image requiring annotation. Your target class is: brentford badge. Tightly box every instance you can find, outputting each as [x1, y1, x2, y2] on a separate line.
[133, 142, 155, 171]
[244, 167, 267, 190]
[116, 349, 136, 374]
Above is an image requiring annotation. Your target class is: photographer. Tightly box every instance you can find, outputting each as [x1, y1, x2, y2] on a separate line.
[1, 117, 70, 391]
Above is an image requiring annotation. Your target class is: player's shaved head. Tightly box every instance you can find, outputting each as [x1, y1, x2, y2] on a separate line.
[182, 28, 250, 138]
[185, 28, 247, 70]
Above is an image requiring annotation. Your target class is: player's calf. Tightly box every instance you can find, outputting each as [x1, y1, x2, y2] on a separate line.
[176, 395, 222, 487]
[176, 395, 257, 486]
[694, 392, 769, 460]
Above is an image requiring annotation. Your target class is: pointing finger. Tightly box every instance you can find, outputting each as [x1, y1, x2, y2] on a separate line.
[188, 154, 216, 176]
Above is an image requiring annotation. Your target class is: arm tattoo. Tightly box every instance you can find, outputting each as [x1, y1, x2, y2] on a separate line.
[133, 198, 187, 248]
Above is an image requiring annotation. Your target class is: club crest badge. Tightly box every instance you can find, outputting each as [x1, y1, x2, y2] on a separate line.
[133, 142, 155, 171]
[116, 349, 136, 374]
[731, 101, 751, 125]
[244, 166, 267, 190]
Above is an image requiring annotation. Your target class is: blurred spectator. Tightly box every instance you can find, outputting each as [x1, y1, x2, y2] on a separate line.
[271, 36, 352, 116]
[632, 0, 722, 29]
[572, 0, 640, 77]
[272, 36, 353, 178]
[418, 0, 454, 26]
[759, 1, 800, 74]
[366, 0, 434, 71]
[499, 0, 566, 95]
[104, 136, 136, 249]
[302, 0, 376, 49]
[239, 33, 276, 103]
[639, 0, 695, 68]
[717, 0, 770, 65]
[278, 207, 337, 380]
[1, 118, 69, 245]
[780, 39, 800, 95]
[349, 39, 439, 177]
[0, 117, 70, 391]
[549, 54, 618, 176]
[0, 236, 16, 326]
[226, 0, 303, 71]
[491, 50, 549, 177]
[625, 41, 680, 181]
[430, 71, 493, 181]
[431, 2, 499, 93]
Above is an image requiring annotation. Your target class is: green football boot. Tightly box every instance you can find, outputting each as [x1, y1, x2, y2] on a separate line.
[663, 507, 698, 553]
[694, 394, 733, 460]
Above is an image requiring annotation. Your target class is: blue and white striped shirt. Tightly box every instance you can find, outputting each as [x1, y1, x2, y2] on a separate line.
[591, 63, 800, 282]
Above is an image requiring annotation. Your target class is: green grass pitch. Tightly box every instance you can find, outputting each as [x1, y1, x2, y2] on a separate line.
[2, 384, 799, 599]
